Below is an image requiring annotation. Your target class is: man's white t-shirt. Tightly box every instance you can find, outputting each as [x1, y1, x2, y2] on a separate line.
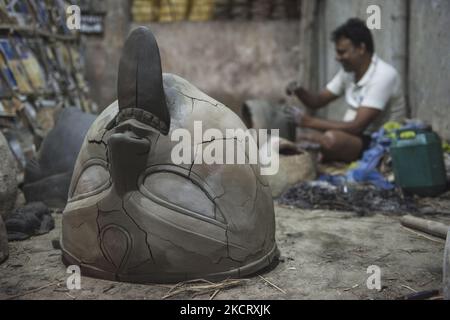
[326, 54, 406, 134]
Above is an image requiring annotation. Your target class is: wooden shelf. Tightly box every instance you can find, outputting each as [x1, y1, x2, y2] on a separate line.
[0, 24, 79, 42]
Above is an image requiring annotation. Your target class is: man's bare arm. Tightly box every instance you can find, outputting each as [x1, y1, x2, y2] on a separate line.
[292, 88, 338, 110]
[300, 107, 381, 136]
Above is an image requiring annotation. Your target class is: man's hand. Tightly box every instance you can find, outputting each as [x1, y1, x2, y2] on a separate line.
[286, 80, 301, 96]
[286, 81, 338, 110]
[292, 107, 381, 135]
[283, 105, 310, 127]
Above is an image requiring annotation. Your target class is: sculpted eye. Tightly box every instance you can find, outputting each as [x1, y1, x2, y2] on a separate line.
[71, 165, 110, 199]
[142, 172, 224, 223]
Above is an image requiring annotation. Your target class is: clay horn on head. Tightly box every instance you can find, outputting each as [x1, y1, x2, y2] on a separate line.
[117, 26, 170, 135]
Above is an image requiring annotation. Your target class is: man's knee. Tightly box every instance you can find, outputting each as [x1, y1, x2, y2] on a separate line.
[321, 130, 363, 162]
[300, 129, 362, 162]
[322, 130, 341, 151]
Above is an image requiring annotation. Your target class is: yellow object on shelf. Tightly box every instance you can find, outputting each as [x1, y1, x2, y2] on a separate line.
[0, 53, 33, 94]
[189, 0, 214, 22]
[159, 0, 189, 22]
[21, 57, 46, 91]
[132, 0, 159, 22]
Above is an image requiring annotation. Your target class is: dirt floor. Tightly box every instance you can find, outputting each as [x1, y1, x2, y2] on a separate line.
[0, 204, 447, 300]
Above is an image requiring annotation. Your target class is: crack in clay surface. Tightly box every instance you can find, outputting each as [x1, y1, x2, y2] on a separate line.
[121, 197, 154, 262]
[173, 88, 221, 108]
[61, 27, 278, 283]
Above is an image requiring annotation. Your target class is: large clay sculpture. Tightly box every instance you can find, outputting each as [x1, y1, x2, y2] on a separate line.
[61, 27, 278, 283]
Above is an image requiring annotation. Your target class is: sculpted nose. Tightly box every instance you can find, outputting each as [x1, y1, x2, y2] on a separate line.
[107, 131, 150, 197]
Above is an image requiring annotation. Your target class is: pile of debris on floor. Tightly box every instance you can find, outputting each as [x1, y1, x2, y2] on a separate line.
[270, 120, 450, 218]
[279, 181, 420, 215]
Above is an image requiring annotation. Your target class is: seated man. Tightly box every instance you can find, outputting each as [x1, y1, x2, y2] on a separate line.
[287, 18, 406, 162]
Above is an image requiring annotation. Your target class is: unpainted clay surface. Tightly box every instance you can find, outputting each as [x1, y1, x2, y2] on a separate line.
[61, 27, 278, 283]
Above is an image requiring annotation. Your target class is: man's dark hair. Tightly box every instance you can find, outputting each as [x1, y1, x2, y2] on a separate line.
[332, 18, 375, 54]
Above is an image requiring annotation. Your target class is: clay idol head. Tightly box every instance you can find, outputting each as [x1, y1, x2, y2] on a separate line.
[61, 27, 278, 283]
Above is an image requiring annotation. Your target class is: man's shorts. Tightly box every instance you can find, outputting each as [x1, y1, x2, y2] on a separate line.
[360, 134, 373, 157]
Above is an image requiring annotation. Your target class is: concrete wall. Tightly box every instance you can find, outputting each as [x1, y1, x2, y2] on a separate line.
[409, 0, 450, 140]
[139, 21, 301, 113]
[82, 0, 130, 109]
[82, 1, 302, 114]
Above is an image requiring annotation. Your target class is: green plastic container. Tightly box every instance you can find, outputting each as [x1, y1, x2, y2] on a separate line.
[390, 128, 447, 197]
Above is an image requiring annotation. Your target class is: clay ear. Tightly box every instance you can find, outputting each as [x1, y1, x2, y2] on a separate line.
[117, 27, 170, 135]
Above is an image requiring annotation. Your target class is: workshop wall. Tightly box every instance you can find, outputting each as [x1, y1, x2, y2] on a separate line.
[85, 0, 302, 113]
[408, 0, 450, 141]
[138, 21, 301, 113]
[82, 0, 129, 109]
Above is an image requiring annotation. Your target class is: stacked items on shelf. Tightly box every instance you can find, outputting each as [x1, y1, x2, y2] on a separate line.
[0, 0, 97, 182]
[213, 0, 232, 20]
[159, 0, 189, 22]
[271, 0, 289, 20]
[250, 0, 272, 19]
[131, 0, 301, 22]
[283, 0, 301, 20]
[224, 0, 304, 21]
[188, 0, 214, 21]
[131, 0, 159, 23]
[230, 0, 251, 21]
